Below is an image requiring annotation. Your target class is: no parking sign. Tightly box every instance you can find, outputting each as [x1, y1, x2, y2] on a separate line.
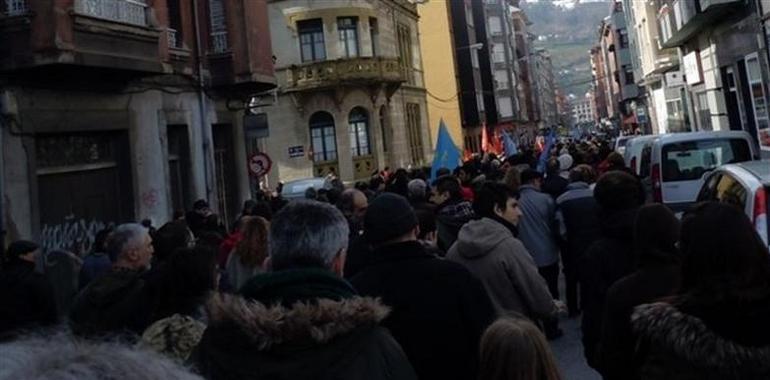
[248, 153, 272, 178]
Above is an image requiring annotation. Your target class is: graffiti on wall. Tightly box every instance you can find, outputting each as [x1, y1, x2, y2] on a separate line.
[40, 217, 112, 255]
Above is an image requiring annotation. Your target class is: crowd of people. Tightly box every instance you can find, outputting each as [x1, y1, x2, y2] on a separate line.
[1, 136, 769, 380]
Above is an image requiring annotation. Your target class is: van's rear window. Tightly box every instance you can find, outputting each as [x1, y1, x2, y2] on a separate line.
[662, 138, 751, 182]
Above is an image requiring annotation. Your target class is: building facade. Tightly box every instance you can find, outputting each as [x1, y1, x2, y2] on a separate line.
[418, 0, 463, 148]
[0, 0, 275, 249]
[263, 0, 431, 184]
[572, 93, 595, 126]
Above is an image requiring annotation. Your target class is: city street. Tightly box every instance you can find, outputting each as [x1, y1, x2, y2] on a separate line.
[551, 315, 601, 380]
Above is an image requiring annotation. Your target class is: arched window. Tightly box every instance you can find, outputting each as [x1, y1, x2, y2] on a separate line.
[349, 107, 370, 156]
[309, 112, 337, 162]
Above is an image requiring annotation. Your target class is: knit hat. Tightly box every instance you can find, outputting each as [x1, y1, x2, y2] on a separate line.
[365, 193, 418, 245]
[558, 153, 574, 171]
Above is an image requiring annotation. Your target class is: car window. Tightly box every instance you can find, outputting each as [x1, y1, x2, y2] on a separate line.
[661, 138, 751, 182]
[715, 173, 747, 210]
[697, 173, 722, 201]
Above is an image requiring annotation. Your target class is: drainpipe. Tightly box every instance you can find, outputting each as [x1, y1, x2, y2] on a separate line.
[191, 0, 215, 205]
[0, 93, 6, 255]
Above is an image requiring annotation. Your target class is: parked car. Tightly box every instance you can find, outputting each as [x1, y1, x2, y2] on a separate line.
[614, 135, 635, 155]
[644, 130, 758, 212]
[696, 160, 769, 248]
[280, 177, 332, 200]
[624, 135, 659, 176]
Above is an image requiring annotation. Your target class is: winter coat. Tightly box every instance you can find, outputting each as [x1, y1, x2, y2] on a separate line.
[44, 250, 82, 317]
[435, 199, 475, 252]
[224, 253, 263, 291]
[543, 174, 569, 200]
[140, 313, 206, 363]
[556, 182, 601, 275]
[598, 251, 681, 380]
[579, 207, 638, 369]
[447, 217, 555, 320]
[69, 267, 151, 339]
[78, 252, 111, 290]
[632, 296, 770, 380]
[351, 241, 496, 380]
[194, 268, 417, 380]
[518, 185, 560, 268]
[0, 260, 57, 340]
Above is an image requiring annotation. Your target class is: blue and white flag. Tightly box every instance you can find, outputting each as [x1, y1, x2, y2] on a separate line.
[536, 129, 557, 173]
[502, 131, 518, 158]
[430, 120, 461, 180]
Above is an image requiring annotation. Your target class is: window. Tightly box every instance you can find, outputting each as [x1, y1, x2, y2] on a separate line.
[309, 112, 337, 162]
[745, 54, 770, 151]
[369, 18, 378, 57]
[488, 16, 502, 36]
[397, 24, 414, 85]
[492, 44, 505, 63]
[209, 0, 228, 52]
[299, 19, 326, 62]
[476, 92, 485, 112]
[338, 17, 359, 58]
[623, 65, 635, 84]
[495, 70, 509, 89]
[661, 139, 751, 182]
[471, 48, 480, 68]
[696, 92, 712, 131]
[379, 106, 388, 153]
[405, 103, 424, 164]
[167, 0, 183, 48]
[349, 107, 371, 157]
[498, 97, 513, 117]
[618, 28, 629, 48]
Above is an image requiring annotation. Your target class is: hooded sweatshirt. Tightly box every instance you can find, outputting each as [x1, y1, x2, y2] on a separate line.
[447, 217, 555, 320]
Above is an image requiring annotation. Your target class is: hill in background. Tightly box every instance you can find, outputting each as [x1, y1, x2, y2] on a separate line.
[521, 0, 611, 96]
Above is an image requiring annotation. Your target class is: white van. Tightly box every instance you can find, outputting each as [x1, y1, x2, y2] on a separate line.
[624, 135, 659, 176]
[647, 131, 759, 212]
[614, 135, 634, 156]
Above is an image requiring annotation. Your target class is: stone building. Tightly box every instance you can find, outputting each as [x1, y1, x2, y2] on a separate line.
[262, 0, 431, 184]
[0, 0, 275, 249]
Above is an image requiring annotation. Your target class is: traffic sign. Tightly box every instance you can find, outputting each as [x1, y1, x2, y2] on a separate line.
[248, 153, 272, 178]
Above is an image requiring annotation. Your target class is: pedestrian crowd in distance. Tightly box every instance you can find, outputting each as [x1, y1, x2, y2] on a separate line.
[1, 135, 769, 380]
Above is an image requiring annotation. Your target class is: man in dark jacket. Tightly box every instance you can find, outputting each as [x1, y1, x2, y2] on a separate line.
[69, 223, 154, 339]
[432, 175, 475, 252]
[352, 193, 496, 380]
[542, 158, 569, 200]
[556, 164, 601, 316]
[599, 204, 681, 380]
[0, 240, 57, 340]
[579, 171, 645, 370]
[195, 200, 416, 380]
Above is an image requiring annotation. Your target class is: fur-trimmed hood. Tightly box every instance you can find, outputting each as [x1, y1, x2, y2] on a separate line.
[632, 302, 770, 372]
[205, 293, 390, 351]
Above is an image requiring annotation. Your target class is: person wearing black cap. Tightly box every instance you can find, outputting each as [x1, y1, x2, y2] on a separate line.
[351, 193, 496, 380]
[0, 240, 57, 340]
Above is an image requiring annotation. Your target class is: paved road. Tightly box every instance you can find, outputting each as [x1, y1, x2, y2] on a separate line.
[549, 314, 601, 380]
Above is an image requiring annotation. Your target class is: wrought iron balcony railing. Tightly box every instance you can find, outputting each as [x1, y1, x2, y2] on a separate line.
[4, 0, 27, 16]
[286, 57, 405, 92]
[74, 0, 147, 27]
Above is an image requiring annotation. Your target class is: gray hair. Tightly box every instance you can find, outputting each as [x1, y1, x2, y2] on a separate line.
[407, 179, 427, 200]
[106, 223, 148, 262]
[0, 334, 202, 380]
[269, 200, 349, 271]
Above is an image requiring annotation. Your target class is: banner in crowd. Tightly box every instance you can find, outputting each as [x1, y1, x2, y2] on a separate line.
[431, 120, 461, 180]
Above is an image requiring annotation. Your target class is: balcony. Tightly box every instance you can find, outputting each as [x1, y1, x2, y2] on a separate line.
[285, 57, 405, 93]
[658, 0, 744, 48]
[74, 0, 148, 27]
